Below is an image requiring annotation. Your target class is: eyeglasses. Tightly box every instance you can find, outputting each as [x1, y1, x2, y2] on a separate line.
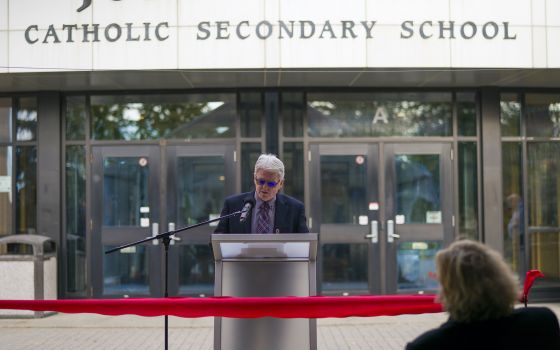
[255, 178, 279, 188]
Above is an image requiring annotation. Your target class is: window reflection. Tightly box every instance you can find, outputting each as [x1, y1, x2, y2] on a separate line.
[91, 94, 236, 140]
[176, 156, 224, 226]
[500, 93, 521, 137]
[241, 143, 262, 193]
[397, 241, 440, 291]
[527, 143, 560, 286]
[459, 143, 478, 240]
[16, 146, 37, 235]
[321, 244, 367, 292]
[65, 96, 86, 141]
[320, 155, 367, 224]
[282, 142, 304, 202]
[16, 98, 37, 141]
[66, 146, 87, 295]
[179, 245, 214, 296]
[308, 92, 452, 137]
[457, 92, 477, 136]
[103, 245, 149, 296]
[502, 142, 524, 272]
[395, 154, 440, 224]
[103, 157, 149, 227]
[526, 94, 560, 138]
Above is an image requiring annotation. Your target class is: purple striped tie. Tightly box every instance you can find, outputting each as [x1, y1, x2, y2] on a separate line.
[256, 201, 271, 233]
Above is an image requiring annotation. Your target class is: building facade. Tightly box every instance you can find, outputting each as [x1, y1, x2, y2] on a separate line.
[0, 0, 559, 299]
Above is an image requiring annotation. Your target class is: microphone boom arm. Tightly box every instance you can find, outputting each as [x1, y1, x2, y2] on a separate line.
[105, 209, 242, 254]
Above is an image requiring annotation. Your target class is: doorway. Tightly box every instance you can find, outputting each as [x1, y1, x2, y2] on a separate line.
[90, 144, 236, 297]
[310, 142, 453, 295]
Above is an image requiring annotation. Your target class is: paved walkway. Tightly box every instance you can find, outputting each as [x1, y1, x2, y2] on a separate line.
[1, 304, 559, 349]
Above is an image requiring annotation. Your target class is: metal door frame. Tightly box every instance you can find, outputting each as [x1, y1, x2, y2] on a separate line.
[90, 145, 162, 297]
[310, 143, 380, 294]
[382, 142, 454, 293]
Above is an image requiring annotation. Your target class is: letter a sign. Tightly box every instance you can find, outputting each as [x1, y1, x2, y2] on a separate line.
[372, 107, 389, 124]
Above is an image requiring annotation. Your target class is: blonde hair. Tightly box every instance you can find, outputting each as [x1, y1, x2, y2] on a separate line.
[436, 240, 520, 322]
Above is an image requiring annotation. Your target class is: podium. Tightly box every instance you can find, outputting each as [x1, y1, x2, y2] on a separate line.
[212, 233, 318, 350]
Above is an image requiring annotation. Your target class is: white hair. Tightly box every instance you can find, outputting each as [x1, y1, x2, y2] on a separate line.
[254, 154, 285, 180]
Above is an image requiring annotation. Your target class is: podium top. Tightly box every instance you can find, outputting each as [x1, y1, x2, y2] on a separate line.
[211, 233, 318, 261]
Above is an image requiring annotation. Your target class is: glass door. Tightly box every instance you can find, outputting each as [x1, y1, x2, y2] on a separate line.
[383, 143, 453, 294]
[91, 146, 161, 297]
[310, 144, 380, 294]
[166, 144, 236, 296]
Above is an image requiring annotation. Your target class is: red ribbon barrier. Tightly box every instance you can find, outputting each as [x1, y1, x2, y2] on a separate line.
[521, 269, 545, 306]
[0, 295, 442, 318]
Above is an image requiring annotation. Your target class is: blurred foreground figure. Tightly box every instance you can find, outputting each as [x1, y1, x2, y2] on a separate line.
[406, 240, 560, 350]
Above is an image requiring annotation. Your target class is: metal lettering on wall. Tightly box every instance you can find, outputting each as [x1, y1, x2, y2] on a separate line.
[23, 19, 517, 45]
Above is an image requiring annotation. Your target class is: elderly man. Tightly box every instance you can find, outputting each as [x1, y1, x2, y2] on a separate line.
[214, 154, 309, 234]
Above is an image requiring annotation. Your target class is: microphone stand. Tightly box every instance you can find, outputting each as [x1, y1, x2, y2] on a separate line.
[105, 209, 244, 350]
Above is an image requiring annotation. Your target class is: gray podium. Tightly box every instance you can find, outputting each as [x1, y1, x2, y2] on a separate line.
[212, 233, 318, 350]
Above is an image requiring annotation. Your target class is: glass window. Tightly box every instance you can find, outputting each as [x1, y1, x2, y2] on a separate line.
[66, 145, 87, 295]
[395, 154, 440, 224]
[241, 143, 262, 193]
[502, 142, 523, 271]
[179, 245, 214, 296]
[458, 142, 479, 240]
[175, 156, 225, 226]
[320, 155, 367, 224]
[500, 93, 521, 137]
[282, 142, 304, 202]
[527, 143, 560, 227]
[239, 93, 262, 137]
[307, 92, 452, 137]
[91, 94, 236, 140]
[0, 146, 12, 237]
[457, 92, 477, 136]
[16, 146, 37, 234]
[281, 93, 304, 137]
[321, 244, 367, 292]
[65, 96, 86, 140]
[0, 98, 12, 142]
[103, 245, 149, 296]
[397, 241, 440, 291]
[525, 94, 560, 138]
[103, 157, 149, 227]
[16, 97, 37, 141]
[527, 142, 560, 288]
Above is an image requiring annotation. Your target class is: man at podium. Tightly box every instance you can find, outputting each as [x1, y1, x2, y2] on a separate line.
[215, 153, 309, 234]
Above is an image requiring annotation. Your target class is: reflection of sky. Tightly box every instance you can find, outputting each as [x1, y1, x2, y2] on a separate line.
[201, 101, 225, 114]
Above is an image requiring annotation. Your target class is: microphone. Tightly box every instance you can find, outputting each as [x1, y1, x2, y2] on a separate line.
[239, 198, 255, 223]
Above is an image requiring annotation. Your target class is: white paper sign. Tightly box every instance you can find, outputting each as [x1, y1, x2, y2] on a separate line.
[140, 206, 150, 213]
[358, 215, 368, 225]
[0, 176, 11, 193]
[395, 215, 406, 224]
[426, 211, 442, 224]
[140, 218, 150, 227]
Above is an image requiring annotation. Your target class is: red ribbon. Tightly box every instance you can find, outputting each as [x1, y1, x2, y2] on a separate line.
[0, 295, 442, 318]
[521, 269, 544, 306]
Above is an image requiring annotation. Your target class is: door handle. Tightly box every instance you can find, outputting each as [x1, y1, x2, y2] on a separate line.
[387, 220, 400, 243]
[150, 222, 159, 245]
[168, 222, 181, 245]
[365, 220, 378, 243]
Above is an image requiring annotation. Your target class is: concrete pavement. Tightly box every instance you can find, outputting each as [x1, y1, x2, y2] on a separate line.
[1, 304, 559, 349]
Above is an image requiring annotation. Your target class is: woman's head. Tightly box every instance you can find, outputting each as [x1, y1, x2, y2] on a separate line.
[436, 239, 519, 322]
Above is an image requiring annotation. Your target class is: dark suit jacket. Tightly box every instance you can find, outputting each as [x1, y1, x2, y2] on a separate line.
[214, 191, 309, 233]
[406, 307, 560, 350]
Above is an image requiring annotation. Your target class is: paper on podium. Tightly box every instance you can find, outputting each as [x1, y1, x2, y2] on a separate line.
[220, 242, 310, 259]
